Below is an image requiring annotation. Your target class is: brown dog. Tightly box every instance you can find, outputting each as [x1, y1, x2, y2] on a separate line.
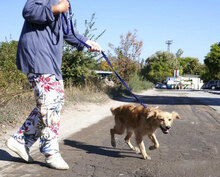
[110, 104, 180, 160]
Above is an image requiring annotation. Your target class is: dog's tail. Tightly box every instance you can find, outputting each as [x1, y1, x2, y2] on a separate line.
[110, 107, 116, 116]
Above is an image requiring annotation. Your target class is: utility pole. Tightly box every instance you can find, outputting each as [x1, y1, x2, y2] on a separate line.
[166, 40, 173, 53]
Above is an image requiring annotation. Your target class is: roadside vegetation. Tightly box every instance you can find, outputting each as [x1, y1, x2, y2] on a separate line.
[0, 13, 219, 125]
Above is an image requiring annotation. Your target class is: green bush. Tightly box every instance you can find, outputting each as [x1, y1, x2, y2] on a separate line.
[0, 40, 29, 94]
[128, 72, 154, 92]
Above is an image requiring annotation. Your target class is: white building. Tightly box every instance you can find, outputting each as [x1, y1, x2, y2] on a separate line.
[166, 75, 203, 90]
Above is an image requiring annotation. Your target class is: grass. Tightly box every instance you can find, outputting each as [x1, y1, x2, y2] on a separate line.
[0, 92, 35, 125]
[64, 84, 109, 104]
[128, 73, 154, 92]
[0, 84, 109, 126]
[0, 77, 153, 126]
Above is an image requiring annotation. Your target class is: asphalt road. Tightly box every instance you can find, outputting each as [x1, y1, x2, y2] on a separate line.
[1, 90, 220, 177]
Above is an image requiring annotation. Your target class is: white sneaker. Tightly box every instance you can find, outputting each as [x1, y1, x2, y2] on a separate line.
[6, 137, 33, 163]
[45, 153, 69, 170]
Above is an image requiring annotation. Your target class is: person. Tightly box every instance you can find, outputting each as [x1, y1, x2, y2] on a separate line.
[6, 0, 102, 170]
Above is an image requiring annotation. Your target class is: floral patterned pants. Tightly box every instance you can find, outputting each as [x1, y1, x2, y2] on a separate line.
[12, 74, 65, 156]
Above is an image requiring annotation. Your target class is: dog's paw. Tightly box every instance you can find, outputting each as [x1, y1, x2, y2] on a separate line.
[143, 155, 151, 160]
[147, 156, 151, 160]
[133, 147, 140, 154]
[111, 140, 116, 148]
[149, 145, 156, 150]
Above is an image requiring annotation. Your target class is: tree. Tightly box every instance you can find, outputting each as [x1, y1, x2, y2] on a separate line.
[175, 49, 184, 70]
[175, 49, 184, 59]
[118, 29, 143, 61]
[203, 42, 220, 80]
[200, 64, 211, 83]
[179, 57, 202, 75]
[141, 48, 204, 84]
[141, 51, 175, 83]
[108, 30, 143, 86]
[61, 13, 105, 85]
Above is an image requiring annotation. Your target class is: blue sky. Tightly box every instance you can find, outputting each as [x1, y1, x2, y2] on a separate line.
[0, 0, 219, 63]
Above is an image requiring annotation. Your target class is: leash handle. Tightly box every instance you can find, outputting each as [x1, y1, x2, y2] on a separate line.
[61, 2, 148, 108]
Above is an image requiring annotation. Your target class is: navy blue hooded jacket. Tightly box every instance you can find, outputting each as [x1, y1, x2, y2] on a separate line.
[16, 0, 88, 80]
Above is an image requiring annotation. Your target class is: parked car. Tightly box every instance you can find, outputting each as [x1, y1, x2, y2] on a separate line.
[160, 84, 167, 89]
[201, 83, 209, 89]
[155, 83, 167, 89]
[206, 80, 220, 90]
[155, 83, 162, 88]
[217, 80, 220, 89]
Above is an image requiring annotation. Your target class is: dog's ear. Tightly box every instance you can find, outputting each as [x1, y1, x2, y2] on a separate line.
[172, 112, 180, 119]
[110, 107, 116, 115]
[147, 110, 158, 119]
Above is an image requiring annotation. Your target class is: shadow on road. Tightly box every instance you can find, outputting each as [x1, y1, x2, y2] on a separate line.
[0, 149, 24, 163]
[112, 93, 220, 106]
[64, 140, 137, 159]
[0, 149, 45, 167]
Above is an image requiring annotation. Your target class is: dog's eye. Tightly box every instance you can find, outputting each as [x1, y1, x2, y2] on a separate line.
[169, 119, 171, 121]
[159, 119, 164, 122]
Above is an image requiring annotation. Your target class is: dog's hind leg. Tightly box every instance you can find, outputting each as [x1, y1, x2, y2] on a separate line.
[148, 133, 159, 150]
[110, 128, 116, 147]
[110, 120, 125, 148]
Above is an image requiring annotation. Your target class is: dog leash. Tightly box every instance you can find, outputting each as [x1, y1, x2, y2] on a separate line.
[61, 1, 148, 109]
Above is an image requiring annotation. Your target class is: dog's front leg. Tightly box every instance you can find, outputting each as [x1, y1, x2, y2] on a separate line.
[124, 131, 139, 153]
[125, 131, 135, 150]
[148, 133, 159, 150]
[135, 136, 151, 160]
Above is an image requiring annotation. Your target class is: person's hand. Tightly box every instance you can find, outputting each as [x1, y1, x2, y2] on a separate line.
[85, 40, 102, 52]
[52, 0, 69, 14]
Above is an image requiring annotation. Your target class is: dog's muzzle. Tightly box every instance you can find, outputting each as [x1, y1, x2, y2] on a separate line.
[160, 125, 171, 134]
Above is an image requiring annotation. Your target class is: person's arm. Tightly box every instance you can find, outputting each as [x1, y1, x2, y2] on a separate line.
[85, 40, 102, 52]
[64, 32, 88, 51]
[23, 0, 69, 25]
[64, 30, 102, 52]
[52, 0, 69, 14]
